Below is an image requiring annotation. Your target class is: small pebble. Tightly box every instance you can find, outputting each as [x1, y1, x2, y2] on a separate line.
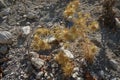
[36, 72, 44, 79]
[73, 67, 79, 72]
[77, 77, 84, 80]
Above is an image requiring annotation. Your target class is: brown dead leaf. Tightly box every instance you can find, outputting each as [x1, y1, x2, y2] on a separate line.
[85, 71, 97, 80]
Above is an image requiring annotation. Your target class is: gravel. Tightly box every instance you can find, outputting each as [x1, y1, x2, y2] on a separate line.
[0, 0, 120, 80]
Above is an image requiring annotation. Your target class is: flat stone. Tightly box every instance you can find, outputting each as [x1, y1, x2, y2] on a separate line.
[29, 52, 39, 58]
[0, 31, 13, 44]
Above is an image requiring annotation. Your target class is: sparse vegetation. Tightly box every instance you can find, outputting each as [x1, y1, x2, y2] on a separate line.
[1, 0, 119, 79]
[31, 0, 99, 77]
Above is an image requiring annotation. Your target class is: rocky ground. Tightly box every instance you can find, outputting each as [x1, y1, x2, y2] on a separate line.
[0, 0, 120, 80]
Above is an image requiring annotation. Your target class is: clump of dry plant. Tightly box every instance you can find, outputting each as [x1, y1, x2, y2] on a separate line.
[64, 0, 80, 19]
[81, 39, 98, 63]
[31, 28, 51, 51]
[54, 51, 74, 77]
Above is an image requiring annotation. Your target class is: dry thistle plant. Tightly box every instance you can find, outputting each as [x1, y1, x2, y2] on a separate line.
[54, 51, 74, 77]
[81, 39, 98, 63]
[102, 0, 116, 29]
[63, 0, 99, 63]
[31, 28, 51, 51]
[64, 0, 80, 20]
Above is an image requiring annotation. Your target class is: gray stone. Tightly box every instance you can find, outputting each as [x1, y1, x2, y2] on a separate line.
[51, 63, 58, 68]
[27, 11, 38, 19]
[0, 45, 8, 54]
[111, 78, 117, 80]
[99, 70, 105, 78]
[109, 59, 118, 70]
[0, 31, 13, 44]
[31, 57, 45, 69]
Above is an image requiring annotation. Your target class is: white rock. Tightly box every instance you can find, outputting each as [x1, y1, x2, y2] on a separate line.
[115, 18, 120, 28]
[73, 67, 79, 72]
[72, 72, 78, 78]
[77, 77, 84, 80]
[29, 52, 39, 58]
[61, 47, 74, 58]
[21, 26, 31, 36]
[64, 49, 74, 58]
[43, 36, 56, 43]
[23, 14, 27, 18]
[31, 57, 44, 69]
[110, 59, 118, 64]
[0, 31, 12, 44]
[50, 73, 54, 77]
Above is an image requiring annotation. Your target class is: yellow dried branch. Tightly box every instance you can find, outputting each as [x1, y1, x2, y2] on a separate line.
[54, 51, 74, 77]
